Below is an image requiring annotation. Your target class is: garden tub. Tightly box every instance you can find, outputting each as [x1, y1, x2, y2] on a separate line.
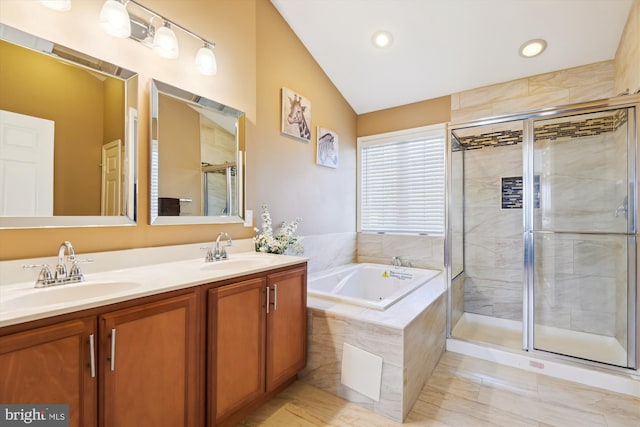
[307, 263, 440, 310]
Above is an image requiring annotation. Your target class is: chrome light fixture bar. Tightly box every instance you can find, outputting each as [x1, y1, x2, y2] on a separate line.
[120, 0, 216, 75]
[44, 0, 217, 75]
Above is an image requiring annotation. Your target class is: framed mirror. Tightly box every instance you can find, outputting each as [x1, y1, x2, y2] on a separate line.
[0, 24, 138, 229]
[150, 79, 245, 225]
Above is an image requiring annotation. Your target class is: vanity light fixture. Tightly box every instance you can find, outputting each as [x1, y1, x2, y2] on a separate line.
[372, 30, 393, 48]
[195, 43, 217, 76]
[40, 0, 71, 11]
[153, 21, 179, 59]
[97, 0, 217, 75]
[519, 38, 547, 58]
[99, 0, 131, 38]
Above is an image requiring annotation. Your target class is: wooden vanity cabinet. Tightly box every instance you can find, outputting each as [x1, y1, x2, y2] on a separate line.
[0, 317, 97, 427]
[208, 277, 267, 424]
[0, 292, 199, 427]
[208, 265, 307, 427]
[0, 262, 306, 427]
[266, 267, 307, 392]
[99, 292, 199, 427]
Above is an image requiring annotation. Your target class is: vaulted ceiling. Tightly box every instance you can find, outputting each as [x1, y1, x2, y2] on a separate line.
[271, 0, 634, 114]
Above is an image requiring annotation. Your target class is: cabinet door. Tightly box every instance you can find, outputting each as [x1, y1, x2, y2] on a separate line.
[209, 277, 266, 425]
[0, 317, 97, 427]
[266, 267, 307, 392]
[100, 293, 199, 427]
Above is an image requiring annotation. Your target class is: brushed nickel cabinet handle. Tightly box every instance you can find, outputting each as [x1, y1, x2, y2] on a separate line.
[272, 284, 278, 311]
[89, 334, 96, 378]
[110, 328, 116, 371]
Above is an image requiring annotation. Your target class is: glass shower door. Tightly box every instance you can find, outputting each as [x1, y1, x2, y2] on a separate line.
[528, 107, 636, 368]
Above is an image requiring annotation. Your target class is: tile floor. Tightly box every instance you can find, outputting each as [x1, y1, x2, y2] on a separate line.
[238, 352, 640, 427]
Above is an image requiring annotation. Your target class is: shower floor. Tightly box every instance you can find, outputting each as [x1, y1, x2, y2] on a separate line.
[452, 312, 628, 367]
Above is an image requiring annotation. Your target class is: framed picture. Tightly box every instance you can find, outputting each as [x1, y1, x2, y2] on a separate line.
[316, 127, 339, 168]
[281, 87, 312, 142]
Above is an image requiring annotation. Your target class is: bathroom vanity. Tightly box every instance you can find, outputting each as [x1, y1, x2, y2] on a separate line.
[0, 251, 307, 427]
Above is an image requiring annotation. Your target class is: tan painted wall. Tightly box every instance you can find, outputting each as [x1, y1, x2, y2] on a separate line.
[615, 0, 640, 95]
[357, 96, 451, 137]
[0, 0, 257, 259]
[0, 0, 356, 259]
[103, 77, 125, 147]
[158, 94, 202, 216]
[253, 0, 357, 236]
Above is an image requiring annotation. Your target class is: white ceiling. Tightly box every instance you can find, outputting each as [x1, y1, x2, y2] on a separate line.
[271, 0, 634, 114]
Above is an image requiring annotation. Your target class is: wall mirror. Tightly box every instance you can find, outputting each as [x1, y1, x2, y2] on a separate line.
[150, 79, 245, 225]
[0, 24, 138, 229]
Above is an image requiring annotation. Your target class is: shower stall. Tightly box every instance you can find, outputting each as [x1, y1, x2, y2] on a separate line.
[447, 96, 639, 369]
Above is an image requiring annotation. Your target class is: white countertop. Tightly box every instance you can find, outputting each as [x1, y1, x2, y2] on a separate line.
[0, 249, 307, 328]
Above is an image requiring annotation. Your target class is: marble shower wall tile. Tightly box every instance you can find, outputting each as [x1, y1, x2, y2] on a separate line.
[464, 277, 522, 320]
[614, 0, 640, 95]
[451, 61, 615, 123]
[302, 232, 356, 274]
[300, 295, 446, 422]
[356, 233, 444, 270]
[403, 293, 446, 416]
[451, 273, 465, 327]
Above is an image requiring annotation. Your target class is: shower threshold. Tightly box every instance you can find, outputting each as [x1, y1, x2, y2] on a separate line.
[452, 312, 627, 367]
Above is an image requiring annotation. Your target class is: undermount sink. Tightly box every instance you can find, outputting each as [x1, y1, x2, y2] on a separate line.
[1, 281, 142, 311]
[199, 256, 275, 271]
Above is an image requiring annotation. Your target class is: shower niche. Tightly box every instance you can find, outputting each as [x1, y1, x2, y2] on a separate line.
[447, 98, 638, 370]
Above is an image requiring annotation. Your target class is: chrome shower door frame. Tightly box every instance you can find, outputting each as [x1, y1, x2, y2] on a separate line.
[445, 94, 640, 371]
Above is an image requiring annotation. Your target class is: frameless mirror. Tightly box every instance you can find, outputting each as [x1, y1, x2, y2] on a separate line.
[0, 24, 138, 228]
[150, 79, 245, 225]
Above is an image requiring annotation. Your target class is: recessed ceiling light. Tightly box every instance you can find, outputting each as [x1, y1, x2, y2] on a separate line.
[519, 38, 547, 58]
[372, 30, 393, 48]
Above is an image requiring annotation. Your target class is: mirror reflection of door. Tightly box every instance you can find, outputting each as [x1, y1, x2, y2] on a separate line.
[0, 110, 54, 216]
[101, 139, 122, 216]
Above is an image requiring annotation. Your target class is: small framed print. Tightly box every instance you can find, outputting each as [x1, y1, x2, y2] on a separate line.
[281, 87, 312, 142]
[316, 127, 338, 168]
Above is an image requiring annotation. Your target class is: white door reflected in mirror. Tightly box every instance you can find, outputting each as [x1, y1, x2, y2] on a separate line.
[0, 110, 54, 216]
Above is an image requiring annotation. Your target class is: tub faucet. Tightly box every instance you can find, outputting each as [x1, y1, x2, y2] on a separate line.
[391, 256, 402, 268]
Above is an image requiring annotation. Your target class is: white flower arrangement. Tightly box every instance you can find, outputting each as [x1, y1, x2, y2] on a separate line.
[254, 205, 303, 255]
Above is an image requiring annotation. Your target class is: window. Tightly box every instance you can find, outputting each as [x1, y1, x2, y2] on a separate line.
[357, 124, 445, 235]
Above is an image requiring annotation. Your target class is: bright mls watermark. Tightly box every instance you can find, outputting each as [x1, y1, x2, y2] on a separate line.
[0, 405, 69, 426]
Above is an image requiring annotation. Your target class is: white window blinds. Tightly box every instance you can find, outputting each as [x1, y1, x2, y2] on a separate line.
[358, 125, 445, 235]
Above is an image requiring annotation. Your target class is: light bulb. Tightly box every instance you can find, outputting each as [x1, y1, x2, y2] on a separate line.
[99, 0, 131, 38]
[153, 22, 179, 59]
[40, 0, 71, 11]
[195, 44, 217, 76]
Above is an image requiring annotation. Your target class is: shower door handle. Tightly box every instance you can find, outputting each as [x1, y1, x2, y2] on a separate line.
[615, 196, 628, 219]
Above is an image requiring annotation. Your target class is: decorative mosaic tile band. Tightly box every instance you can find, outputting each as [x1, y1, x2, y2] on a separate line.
[501, 175, 540, 209]
[455, 109, 628, 150]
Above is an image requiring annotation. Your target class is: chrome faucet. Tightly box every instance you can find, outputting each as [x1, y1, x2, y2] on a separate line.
[55, 241, 76, 280]
[205, 232, 233, 262]
[24, 240, 90, 287]
[391, 256, 402, 268]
